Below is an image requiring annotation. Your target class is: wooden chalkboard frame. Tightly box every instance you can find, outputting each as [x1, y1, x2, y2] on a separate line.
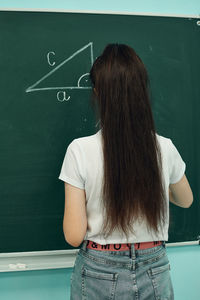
[0, 7, 199, 18]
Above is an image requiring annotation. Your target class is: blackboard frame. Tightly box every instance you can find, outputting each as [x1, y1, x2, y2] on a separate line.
[0, 9, 199, 254]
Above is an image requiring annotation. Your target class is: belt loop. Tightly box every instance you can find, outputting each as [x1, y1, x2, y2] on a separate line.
[81, 240, 88, 251]
[130, 243, 136, 259]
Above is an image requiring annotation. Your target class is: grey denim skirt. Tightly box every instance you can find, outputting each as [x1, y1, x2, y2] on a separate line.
[70, 240, 174, 300]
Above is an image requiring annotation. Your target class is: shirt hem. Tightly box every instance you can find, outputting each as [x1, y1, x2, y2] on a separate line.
[170, 163, 186, 184]
[58, 174, 85, 190]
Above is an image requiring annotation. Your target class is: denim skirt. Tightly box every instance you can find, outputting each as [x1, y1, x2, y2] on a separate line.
[70, 240, 174, 300]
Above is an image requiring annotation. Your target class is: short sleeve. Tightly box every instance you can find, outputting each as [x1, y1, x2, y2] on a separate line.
[169, 139, 186, 184]
[58, 140, 85, 189]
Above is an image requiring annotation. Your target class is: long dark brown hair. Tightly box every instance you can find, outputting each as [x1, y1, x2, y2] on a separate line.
[90, 44, 166, 240]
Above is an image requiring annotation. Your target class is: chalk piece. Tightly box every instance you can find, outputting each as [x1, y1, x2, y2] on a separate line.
[16, 263, 27, 269]
[9, 264, 17, 270]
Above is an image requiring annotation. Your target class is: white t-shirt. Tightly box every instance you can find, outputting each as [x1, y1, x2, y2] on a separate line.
[59, 130, 186, 244]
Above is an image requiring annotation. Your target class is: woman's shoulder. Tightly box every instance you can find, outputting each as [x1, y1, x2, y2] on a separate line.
[156, 133, 174, 154]
[69, 130, 101, 152]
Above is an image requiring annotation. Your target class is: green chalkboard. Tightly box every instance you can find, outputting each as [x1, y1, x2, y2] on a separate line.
[0, 11, 199, 253]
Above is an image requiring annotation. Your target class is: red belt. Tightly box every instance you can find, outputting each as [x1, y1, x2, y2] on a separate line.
[86, 240, 162, 251]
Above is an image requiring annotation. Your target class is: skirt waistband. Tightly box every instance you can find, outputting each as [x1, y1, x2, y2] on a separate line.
[86, 240, 163, 251]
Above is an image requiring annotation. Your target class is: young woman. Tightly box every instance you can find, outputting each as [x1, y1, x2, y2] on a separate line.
[59, 44, 193, 300]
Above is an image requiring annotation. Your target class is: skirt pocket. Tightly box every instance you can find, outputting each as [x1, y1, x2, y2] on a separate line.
[147, 263, 174, 300]
[81, 266, 118, 300]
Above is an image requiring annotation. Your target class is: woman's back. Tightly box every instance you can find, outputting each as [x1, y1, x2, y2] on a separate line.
[59, 129, 186, 244]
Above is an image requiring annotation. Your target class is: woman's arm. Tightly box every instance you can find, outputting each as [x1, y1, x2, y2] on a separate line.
[169, 174, 193, 208]
[63, 183, 87, 247]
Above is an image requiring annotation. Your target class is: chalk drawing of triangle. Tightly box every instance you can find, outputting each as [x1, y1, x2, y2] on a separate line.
[26, 42, 94, 93]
